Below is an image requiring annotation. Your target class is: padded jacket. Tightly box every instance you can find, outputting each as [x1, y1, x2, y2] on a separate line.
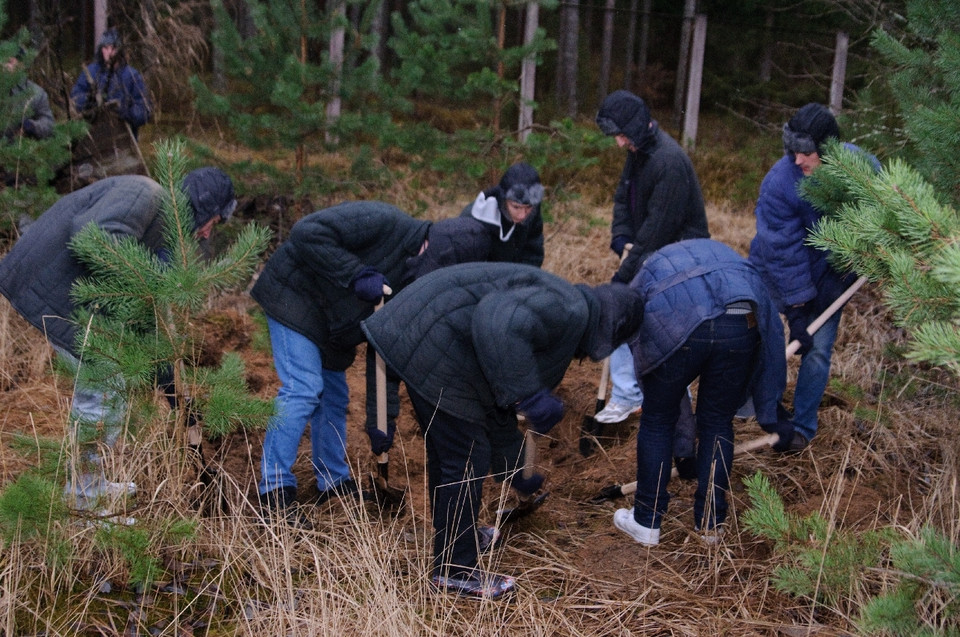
[627, 239, 786, 428]
[362, 262, 600, 426]
[459, 197, 544, 267]
[748, 148, 864, 314]
[250, 201, 431, 371]
[0, 175, 165, 356]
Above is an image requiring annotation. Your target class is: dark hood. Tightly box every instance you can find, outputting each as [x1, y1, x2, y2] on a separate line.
[576, 282, 645, 360]
[402, 216, 493, 284]
[595, 90, 658, 154]
[182, 167, 237, 231]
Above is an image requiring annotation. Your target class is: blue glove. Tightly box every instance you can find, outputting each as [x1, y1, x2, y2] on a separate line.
[784, 303, 814, 356]
[511, 472, 544, 497]
[516, 389, 564, 434]
[366, 422, 396, 455]
[352, 267, 389, 303]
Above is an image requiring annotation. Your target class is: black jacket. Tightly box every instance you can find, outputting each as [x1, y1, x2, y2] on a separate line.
[250, 201, 431, 370]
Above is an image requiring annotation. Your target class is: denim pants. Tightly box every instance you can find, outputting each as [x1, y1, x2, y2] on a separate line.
[609, 342, 645, 405]
[792, 310, 841, 441]
[633, 314, 759, 531]
[258, 317, 350, 495]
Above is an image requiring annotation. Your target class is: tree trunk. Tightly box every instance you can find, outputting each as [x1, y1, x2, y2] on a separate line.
[370, 0, 388, 73]
[597, 0, 615, 104]
[518, 2, 539, 142]
[636, 0, 651, 88]
[494, 2, 507, 133]
[624, 0, 638, 90]
[325, 0, 345, 145]
[560, 0, 580, 117]
[759, 7, 774, 83]
[672, 0, 696, 129]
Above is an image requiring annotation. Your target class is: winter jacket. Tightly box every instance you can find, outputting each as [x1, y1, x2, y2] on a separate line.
[459, 197, 544, 267]
[4, 79, 55, 140]
[627, 239, 786, 428]
[747, 146, 866, 314]
[362, 262, 618, 426]
[70, 62, 151, 136]
[250, 201, 433, 371]
[0, 175, 166, 356]
[597, 91, 708, 281]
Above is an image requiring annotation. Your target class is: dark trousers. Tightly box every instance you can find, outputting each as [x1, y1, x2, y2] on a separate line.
[633, 313, 759, 531]
[408, 389, 523, 576]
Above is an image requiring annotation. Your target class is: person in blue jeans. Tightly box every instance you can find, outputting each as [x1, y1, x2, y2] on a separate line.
[251, 202, 496, 525]
[748, 103, 877, 451]
[614, 239, 791, 546]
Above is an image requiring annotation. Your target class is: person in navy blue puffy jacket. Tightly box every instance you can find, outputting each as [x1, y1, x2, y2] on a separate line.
[70, 29, 152, 138]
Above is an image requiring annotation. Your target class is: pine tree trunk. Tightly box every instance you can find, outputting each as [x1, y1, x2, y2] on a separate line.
[598, 0, 615, 104]
[673, 0, 696, 129]
[558, 0, 580, 117]
[624, 0, 638, 90]
[637, 0, 651, 87]
[518, 2, 539, 142]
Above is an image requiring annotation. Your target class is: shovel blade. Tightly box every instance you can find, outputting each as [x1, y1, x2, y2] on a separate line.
[587, 484, 627, 505]
[496, 491, 549, 525]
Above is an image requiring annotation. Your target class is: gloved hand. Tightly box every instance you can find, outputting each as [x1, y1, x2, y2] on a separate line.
[511, 472, 544, 497]
[610, 235, 631, 257]
[21, 120, 36, 137]
[674, 456, 697, 481]
[761, 403, 797, 452]
[784, 303, 814, 356]
[516, 389, 564, 434]
[352, 266, 390, 303]
[366, 421, 396, 455]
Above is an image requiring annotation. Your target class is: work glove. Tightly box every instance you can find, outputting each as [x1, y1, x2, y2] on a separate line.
[21, 120, 36, 137]
[516, 389, 564, 435]
[352, 266, 390, 303]
[511, 472, 545, 497]
[610, 235, 631, 257]
[784, 303, 814, 356]
[365, 421, 396, 455]
[674, 456, 697, 481]
[761, 403, 797, 452]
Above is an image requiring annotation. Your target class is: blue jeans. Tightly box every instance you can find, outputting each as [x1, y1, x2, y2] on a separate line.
[633, 314, 759, 531]
[258, 318, 350, 495]
[792, 310, 841, 441]
[609, 342, 644, 405]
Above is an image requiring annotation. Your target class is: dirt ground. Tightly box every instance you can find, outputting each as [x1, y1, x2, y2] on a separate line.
[1, 200, 949, 633]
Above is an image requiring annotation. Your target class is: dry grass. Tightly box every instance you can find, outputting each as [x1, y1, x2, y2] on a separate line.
[1, 195, 958, 635]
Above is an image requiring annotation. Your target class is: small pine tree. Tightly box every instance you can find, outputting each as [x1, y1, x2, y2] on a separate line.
[67, 138, 273, 443]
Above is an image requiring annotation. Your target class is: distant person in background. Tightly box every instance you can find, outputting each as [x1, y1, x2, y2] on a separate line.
[3, 48, 55, 141]
[70, 29, 151, 138]
[593, 90, 709, 425]
[459, 162, 545, 267]
[748, 103, 877, 452]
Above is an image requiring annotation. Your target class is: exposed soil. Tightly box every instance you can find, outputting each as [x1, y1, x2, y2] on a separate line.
[1, 200, 954, 634]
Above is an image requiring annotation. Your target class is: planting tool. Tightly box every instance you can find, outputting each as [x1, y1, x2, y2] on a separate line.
[496, 429, 549, 524]
[368, 292, 405, 506]
[579, 356, 610, 457]
[579, 244, 636, 457]
[589, 433, 779, 504]
[785, 276, 867, 356]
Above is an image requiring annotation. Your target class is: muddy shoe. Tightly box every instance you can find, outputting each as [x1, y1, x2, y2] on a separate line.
[477, 525, 501, 554]
[431, 569, 516, 599]
[314, 478, 361, 506]
[260, 486, 313, 530]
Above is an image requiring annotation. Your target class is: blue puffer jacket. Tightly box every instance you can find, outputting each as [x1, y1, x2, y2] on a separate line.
[748, 146, 866, 314]
[627, 239, 786, 428]
[70, 62, 151, 136]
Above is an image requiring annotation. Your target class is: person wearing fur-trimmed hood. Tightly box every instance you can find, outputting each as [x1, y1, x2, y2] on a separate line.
[459, 162, 545, 267]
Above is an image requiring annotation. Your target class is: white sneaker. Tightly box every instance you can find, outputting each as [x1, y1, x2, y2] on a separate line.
[613, 508, 660, 546]
[594, 402, 642, 424]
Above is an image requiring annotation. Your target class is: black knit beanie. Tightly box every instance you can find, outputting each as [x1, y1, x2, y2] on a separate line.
[782, 103, 839, 155]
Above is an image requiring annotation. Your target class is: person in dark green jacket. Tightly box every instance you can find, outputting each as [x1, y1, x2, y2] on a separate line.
[362, 262, 643, 599]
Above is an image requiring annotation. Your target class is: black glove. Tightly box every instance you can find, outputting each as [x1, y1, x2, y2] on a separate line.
[784, 303, 814, 356]
[674, 456, 697, 481]
[610, 235, 630, 256]
[762, 403, 797, 452]
[366, 421, 396, 455]
[352, 266, 389, 303]
[21, 120, 36, 137]
[516, 389, 564, 435]
[511, 472, 545, 497]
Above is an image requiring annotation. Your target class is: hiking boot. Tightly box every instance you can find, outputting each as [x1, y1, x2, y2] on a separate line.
[431, 569, 516, 599]
[613, 508, 660, 546]
[260, 486, 314, 530]
[594, 401, 642, 424]
[776, 432, 809, 454]
[314, 478, 361, 506]
[477, 525, 501, 554]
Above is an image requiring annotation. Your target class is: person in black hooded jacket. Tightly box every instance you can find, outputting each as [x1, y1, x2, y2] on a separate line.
[459, 162, 545, 267]
[592, 90, 710, 426]
[362, 262, 643, 599]
[250, 202, 496, 519]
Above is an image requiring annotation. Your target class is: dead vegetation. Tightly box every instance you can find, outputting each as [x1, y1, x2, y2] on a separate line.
[0, 193, 957, 635]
